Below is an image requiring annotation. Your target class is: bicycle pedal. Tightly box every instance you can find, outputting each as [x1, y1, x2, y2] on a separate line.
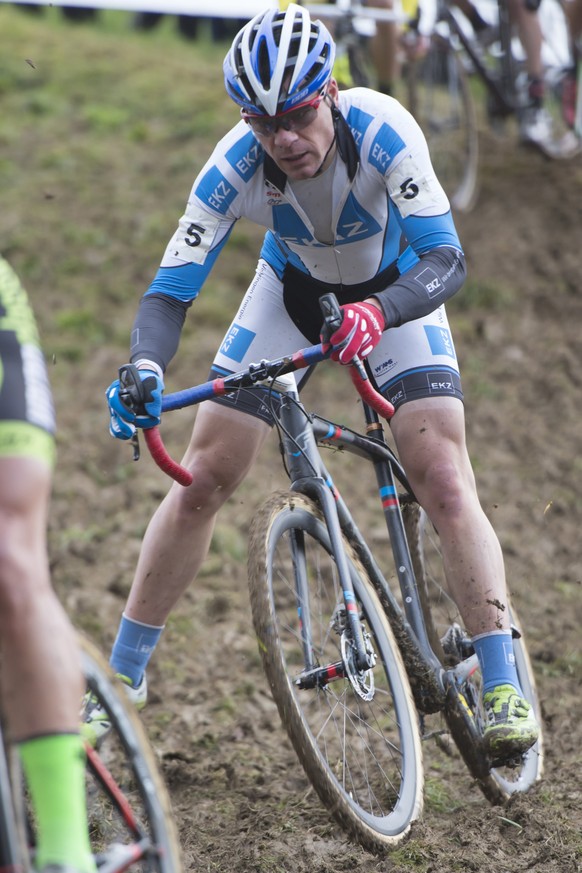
[489, 750, 525, 770]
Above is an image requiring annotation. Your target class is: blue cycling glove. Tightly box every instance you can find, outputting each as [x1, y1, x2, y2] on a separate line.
[106, 364, 164, 441]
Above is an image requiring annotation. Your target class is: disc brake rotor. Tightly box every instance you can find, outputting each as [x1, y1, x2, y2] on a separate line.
[340, 629, 376, 701]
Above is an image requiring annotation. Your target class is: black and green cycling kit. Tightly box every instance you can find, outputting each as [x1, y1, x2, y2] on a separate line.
[0, 256, 55, 465]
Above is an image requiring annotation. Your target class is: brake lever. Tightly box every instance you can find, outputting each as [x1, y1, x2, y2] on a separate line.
[130, 432, 140, 462]
[350, 355, 368, 382]
[319, 292, 343, 343]
[118, 363, 144, 413]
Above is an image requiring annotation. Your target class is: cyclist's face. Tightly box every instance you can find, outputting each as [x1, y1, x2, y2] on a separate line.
[251, 79, 339, 180]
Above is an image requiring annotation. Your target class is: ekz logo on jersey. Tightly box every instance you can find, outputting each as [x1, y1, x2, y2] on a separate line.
[196, 166, 238, 215]
[416, 267, 443, 297]
[369, 123, 406, 174]
[220, 324, 256, 363]
[424, 326, 455, 359]
[226, 135, 263, 181]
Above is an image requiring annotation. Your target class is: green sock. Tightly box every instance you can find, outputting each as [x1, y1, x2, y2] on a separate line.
[19, 733, 95, 873]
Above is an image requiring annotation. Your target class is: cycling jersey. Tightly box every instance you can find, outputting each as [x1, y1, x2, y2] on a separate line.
[129, 88, 466, 416]
[0, 256, 56, 464]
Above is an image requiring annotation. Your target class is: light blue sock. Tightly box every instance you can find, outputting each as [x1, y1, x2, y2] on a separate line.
[472, 630, 521, 695]
[110, 613, 164, 687]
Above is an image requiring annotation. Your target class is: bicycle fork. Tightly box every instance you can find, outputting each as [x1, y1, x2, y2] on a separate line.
[277, 394, 374, 677]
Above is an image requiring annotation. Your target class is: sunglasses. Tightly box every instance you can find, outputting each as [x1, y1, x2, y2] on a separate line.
[241, 91, 327, 137]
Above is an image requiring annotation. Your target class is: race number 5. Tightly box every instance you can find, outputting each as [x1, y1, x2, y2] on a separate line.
[399, 177, 419, 200]
[185, 222, 205, 247]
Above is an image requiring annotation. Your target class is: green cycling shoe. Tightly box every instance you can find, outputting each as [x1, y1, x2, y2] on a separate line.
[483, 683, 539, 764]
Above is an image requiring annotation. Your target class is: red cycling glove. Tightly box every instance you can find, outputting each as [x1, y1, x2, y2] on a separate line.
[325, 302, 385, 365]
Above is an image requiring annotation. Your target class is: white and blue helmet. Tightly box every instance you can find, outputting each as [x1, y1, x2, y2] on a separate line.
[223, 3, 336, 117]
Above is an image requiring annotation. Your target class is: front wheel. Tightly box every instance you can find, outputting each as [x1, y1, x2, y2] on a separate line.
[403, 504, 543, 804]
[405, 35, 479, 212]
[9, 636, 182, 871]
[248, 492, 423, 853]
[80, 636, 182, 870]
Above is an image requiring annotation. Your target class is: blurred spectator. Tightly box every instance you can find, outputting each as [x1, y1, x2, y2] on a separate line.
[210, 16, 249, 41]
[132, 13, 249, 42]
[61, 6, 98, 21]
[14, 4, 98, 21]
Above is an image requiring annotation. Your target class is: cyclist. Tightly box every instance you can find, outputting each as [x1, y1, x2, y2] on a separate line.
[0, 256, 95, 873]
[89, 3, 540, 765]
[367, 0, 432, 95]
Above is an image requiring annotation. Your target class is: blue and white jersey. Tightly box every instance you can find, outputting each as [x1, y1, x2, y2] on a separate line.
[147, 88, 460, 306]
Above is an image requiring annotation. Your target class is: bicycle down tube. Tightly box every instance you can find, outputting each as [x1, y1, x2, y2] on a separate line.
[442, 0, 518, 117]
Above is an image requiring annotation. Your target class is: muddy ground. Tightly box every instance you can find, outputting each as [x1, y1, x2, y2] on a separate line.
[44, 127, 582, 870]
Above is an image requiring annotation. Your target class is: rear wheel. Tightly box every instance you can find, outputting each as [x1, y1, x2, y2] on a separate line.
[406, 35, 479, 211]
[248, 492, 423, 852]
[403, 503, 543, 803]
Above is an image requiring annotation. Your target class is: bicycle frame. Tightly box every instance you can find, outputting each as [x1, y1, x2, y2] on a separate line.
[145, 355, 446, 712]
[438, 0, 520, 117]
[276, 380, 444, 677]
[272, 381, 546, 794]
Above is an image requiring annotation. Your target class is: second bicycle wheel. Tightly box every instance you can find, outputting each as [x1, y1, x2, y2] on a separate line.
[406, 34, 479, 212]
[9, 636, 182, 872]
[80, 637, 182, 872]
[402, 503, 544, 804]
[248, 491, 423, 853]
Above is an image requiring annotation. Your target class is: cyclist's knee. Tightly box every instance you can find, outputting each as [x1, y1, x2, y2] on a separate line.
[175, 407, 267, 513]
[417, 459, 469, 515]
[405, 437, 477, 521]
[168, 445, 251, 519]
[0, 541, 44, 615]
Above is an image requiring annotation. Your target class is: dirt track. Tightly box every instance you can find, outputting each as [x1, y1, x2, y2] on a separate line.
[48, 131, 582, 871]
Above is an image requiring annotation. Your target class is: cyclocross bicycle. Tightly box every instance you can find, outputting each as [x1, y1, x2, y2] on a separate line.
[0, 635, 182, 872]
[125, 293, 543, 853]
